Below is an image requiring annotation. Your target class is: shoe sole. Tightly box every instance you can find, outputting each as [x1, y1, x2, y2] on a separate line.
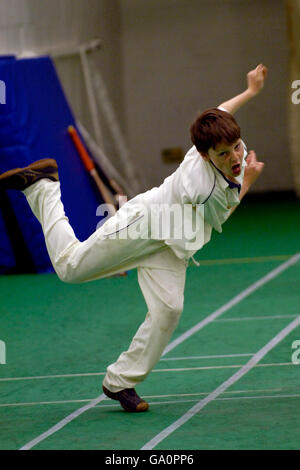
[0, 158, 58, 181]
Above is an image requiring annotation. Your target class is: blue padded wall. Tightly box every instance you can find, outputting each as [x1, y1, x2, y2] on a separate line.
[0, 56, 105, 274]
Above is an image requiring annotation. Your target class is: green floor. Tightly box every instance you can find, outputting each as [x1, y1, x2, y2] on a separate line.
[1, 196, 300, 450]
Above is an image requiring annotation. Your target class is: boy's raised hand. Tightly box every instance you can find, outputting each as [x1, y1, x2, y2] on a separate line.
[230, 150, 265, 210]
[219, 63, 268, 114]
[244, 150, 265, 187]
[247, 64, 268, 96]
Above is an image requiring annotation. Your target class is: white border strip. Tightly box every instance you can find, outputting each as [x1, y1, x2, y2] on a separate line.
[19, 253, 300, 450]
[141, 315, 300, 449]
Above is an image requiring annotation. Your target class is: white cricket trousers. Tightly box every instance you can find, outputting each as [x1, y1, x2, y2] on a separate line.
[24, 179, 187, 392]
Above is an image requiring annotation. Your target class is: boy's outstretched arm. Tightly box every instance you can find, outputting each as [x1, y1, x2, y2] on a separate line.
[219, 64, 268, 114]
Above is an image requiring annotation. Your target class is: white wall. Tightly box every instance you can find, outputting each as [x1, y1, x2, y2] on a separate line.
[120, 0, 293, 192]
[0, 0, 126, 177]
[0, 0, 114, 55]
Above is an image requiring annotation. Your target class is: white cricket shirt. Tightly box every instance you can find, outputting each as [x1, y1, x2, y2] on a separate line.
[132, 140, 248, 260]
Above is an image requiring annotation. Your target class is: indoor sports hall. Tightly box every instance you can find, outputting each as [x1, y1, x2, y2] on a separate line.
[0, 0, 300, 452]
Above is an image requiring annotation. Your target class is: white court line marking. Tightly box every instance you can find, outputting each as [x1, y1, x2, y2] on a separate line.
[0, 399, 94, 408]
[153, 362, 294, 372]
[19, 253, 300, 450]
[0, 388, 286, 408]
[96, 393, 300, 408]
[190, 255, 291, 266]
[141, 315, 300, 450]
[0, 372, 105, 382]
[0, 354, 254, 382]
[19, 394, 107, 450]
[1, 360, 293, 384]
[0, 387, 288, 408]
[163, 252, 300, 355]
[215, 314, 298, 322]
[144, 388, 284, 398]
[160, 353, 254, 361]
[23, 394, 297, 412]
[215, 394, 300, 402]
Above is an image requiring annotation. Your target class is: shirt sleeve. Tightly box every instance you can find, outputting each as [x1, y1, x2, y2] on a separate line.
[180, 146, 216, 205]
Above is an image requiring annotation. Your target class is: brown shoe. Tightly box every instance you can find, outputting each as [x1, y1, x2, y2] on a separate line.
[0, 158, 58, 191]
[102, 385, 149, 412]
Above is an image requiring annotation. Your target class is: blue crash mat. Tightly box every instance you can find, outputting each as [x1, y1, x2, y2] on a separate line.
[0, 56, 105, 273]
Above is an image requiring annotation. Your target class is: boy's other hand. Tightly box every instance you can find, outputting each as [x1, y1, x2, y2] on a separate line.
[244, 150, 265, 187]
[247, 64, 268, 96]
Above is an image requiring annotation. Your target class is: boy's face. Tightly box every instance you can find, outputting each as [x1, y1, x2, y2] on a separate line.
[201, 139, 243, 180]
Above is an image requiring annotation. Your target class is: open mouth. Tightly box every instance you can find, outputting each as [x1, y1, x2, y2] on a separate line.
[231, 163, 241, 175]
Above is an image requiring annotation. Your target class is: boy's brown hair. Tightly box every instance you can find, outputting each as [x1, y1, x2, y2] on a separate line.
[190, 108, 241, 154]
